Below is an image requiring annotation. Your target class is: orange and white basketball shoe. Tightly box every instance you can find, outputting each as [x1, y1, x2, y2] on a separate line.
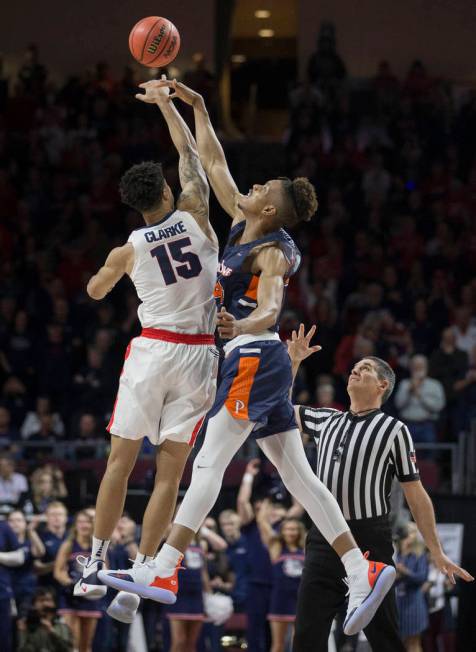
[343, 555, 396, 635]
[98, 556, 183, 604]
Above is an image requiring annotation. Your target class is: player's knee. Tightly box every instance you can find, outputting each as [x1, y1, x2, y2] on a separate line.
[106, 451, 135, 478]
[191, 455, 223, 489]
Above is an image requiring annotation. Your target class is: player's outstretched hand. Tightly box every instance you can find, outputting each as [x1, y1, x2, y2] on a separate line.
[135, 75, 170, 104]
[432, 551, 474, 584]
[154, 77, 202, 106]
[287, 323, 321, 363]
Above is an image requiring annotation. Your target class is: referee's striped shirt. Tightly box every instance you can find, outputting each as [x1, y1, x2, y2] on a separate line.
[298, 407, 419, 520]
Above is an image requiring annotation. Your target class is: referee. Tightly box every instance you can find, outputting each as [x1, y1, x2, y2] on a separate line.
[287, 325, 473, 652]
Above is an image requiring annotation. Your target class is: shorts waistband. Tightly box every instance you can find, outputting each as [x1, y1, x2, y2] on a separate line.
[141, 328, 215, 345]
[223, 331, 280, 356]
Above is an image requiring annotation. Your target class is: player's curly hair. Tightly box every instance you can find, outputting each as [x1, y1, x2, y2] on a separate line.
[280, 177, 318, 227]
[119, 161, 166, 213]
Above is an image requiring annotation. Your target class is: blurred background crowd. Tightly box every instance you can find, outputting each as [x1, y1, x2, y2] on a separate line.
[0, 456, 459, 652]
[0, 15, 475, 652]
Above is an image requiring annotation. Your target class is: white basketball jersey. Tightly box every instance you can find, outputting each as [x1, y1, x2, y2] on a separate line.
[127, 210, 218, 333]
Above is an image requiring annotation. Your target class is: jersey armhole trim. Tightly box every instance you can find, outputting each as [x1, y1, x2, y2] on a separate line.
[127, 237, 139, 280]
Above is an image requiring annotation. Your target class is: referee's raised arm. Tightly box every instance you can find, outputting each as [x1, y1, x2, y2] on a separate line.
[286, 324, 473, 652]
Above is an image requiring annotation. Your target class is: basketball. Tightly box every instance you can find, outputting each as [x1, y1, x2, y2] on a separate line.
[129, 16, 181, 68]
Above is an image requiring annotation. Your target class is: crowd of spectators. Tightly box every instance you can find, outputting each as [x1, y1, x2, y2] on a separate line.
[0, 37, 475, 471]
[285, 25, 476, 455]
[0, 27, 474, 650]
[0, 455, 458, 652]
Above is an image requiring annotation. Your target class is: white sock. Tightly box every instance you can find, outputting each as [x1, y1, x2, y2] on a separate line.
[133, 553, 154, 567]
[153, 543, 182, 577]
[341, 548, 367, 577]
[91, 536, 110, 561]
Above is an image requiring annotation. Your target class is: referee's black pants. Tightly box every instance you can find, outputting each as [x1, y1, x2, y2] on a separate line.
[293, 515, 405, 652]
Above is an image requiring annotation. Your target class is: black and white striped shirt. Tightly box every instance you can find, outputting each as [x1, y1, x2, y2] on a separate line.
[299, 406, 419, 520]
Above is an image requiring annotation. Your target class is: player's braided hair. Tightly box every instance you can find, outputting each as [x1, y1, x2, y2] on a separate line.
[119, 161, 166, 213]
[279, 177, 318, 227]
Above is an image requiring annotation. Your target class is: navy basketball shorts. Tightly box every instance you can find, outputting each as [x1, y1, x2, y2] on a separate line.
[208, 339, 297, 438]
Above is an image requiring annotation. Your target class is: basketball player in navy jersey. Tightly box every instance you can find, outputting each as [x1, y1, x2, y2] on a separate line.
[76, 78, 220, 623]
[99, 79, 395, 636]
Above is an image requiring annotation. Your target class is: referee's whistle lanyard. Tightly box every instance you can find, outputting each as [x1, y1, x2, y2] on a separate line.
[332, 409, 380, 462]
[332, 422, 353, 462]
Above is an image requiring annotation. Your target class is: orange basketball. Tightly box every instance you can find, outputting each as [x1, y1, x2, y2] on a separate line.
[129, 16, 181, 68]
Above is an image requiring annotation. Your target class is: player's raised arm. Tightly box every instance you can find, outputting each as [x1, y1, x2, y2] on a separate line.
[156, 78, 243, 224]
[136, 79, 216, 244]
[87, 244, 133, 301]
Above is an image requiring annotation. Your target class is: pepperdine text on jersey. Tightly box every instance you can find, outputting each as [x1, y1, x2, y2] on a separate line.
[217, 261, 233, 276]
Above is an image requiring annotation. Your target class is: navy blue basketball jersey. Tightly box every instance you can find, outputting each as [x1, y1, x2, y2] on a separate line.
[214, 222, 301, 333]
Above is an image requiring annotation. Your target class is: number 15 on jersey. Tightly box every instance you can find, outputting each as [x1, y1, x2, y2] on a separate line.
[151, 237, 202, 286]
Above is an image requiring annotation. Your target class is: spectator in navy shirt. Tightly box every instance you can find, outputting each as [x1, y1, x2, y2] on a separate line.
[7, 510, 45, 617]
[219, 509, 249, 611]
[0, 519, 24, 652]
[36, 501, 68, 593]
[237, 460, 275, 652]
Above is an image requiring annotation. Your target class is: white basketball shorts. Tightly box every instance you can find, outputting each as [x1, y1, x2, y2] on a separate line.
[107, 328, 218, 446]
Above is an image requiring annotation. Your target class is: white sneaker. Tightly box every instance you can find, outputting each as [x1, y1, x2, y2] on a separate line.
[343, 556, 396, 635]
[74, 556, 108, 600]
[98, 557, 182, 604]
[107, 591, 141, 624]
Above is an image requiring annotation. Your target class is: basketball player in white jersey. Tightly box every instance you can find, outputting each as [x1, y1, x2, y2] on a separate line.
[74, 79, 219, 622]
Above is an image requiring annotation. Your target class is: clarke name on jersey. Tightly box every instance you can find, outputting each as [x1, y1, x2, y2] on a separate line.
[144, 221, 187, 243]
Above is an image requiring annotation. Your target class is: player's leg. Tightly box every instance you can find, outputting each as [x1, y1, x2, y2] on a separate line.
[137, 342, 217, 557]
[98, 406, 255, 599]
[77, 338, 156, 598]
[106, 343, 217, 619]
[257, 429, 396, 636]
[94, 436, 142, 541]
[257, 430, 351, 548]
[107, 437, 192, 622]
[165, 406, 254, 551]
[74, 435, 142, 599]
[139, 439, 192, 555]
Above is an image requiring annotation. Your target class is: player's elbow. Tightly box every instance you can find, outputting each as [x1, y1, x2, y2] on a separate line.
[202, 155, 223, 178]
[87, 277, 105, 301]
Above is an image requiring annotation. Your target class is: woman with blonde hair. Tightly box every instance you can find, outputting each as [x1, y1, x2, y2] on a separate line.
[29, 465, 67, 514]
[54, 510, 104, 652]
[395, 521, 429, 652]
[257, 500, 306, 652]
